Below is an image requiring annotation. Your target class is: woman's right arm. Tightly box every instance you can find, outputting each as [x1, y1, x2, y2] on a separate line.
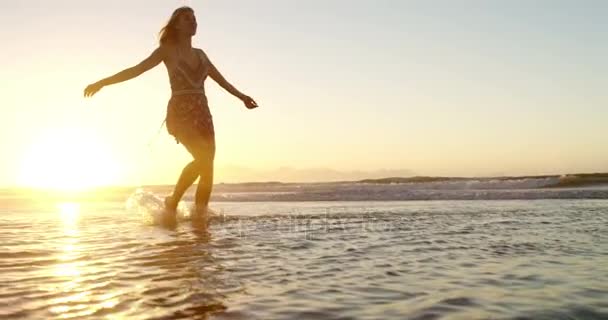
[84, 47, 165, 97]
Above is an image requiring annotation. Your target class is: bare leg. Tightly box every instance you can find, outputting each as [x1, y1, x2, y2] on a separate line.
[166, 160, 199, 211]
[181, 135, 216, 215]
[195, 157, 214, 210]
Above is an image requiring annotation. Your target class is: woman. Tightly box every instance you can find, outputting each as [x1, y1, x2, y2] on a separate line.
[84, 6, 258, 217]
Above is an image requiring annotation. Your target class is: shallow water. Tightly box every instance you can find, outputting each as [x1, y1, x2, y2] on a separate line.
[1, 189, 607, 319]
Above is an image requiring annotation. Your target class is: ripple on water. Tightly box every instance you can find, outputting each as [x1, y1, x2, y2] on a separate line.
[1, 199, 608, 319]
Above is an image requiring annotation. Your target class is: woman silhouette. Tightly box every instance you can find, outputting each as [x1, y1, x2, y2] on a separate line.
[84, 6, 258, 217]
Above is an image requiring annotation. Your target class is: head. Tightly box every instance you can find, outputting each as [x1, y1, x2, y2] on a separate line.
[159, 6, 197, 45]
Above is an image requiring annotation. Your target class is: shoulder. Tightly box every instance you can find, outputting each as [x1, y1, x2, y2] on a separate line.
[195, 48, 210, 60]
[195, 47, 206, 55]
[158, 44, 174, 56]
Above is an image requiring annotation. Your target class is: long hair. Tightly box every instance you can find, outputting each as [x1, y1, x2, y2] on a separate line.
[159, 6, 194, 46]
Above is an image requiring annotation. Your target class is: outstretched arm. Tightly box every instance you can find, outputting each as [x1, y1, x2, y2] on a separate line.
[84, 47, 165, 97]
[205, 51, 258, 109]
[208, 61, 245, 98]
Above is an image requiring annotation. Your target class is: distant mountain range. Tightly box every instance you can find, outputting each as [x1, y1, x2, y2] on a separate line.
[215, 166, 416, 183]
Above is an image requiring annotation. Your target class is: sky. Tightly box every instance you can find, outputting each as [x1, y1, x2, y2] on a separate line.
[0, 0, 606, 187]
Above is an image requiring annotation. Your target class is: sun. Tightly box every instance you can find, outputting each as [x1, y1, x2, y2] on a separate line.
[18, 128, 122, 191]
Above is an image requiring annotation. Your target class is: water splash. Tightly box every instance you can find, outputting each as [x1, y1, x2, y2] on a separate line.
[125, 189, 192, 224]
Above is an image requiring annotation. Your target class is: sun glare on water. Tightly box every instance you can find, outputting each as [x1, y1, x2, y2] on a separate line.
[19, 128, 122, 191]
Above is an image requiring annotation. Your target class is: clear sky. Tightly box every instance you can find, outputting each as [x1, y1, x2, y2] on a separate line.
[0, 0, 606, 187]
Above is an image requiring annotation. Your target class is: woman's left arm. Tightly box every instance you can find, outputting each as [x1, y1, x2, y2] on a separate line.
[203, 50, 258, 109]
[208, 61, 244, 99]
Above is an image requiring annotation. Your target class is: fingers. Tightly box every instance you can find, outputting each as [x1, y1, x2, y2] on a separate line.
[84, 85, 92, 97]
[83, 85, 98, 98]
[249, 97, 259, 108]
[246, 98, 258, 109]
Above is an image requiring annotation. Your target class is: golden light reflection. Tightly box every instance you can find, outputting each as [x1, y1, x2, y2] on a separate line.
[54, 262, 82, 278]
[98, 292, 121, 309]
[48, 199, 123, 317]
[58, 202, 80, 226]
[53, 202, 82, 279]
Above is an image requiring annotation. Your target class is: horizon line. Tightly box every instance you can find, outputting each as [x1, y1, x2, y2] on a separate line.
[2, 171, 606, 191]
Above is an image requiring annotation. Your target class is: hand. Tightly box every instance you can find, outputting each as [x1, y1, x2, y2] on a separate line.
[240, 94, 259, 109]
[84, 81, 104, 97]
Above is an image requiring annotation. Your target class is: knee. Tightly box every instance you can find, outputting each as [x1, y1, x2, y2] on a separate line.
[196, 144, 215, 165]
[183, 160, 198, 172]
[193, 157, 214, 172]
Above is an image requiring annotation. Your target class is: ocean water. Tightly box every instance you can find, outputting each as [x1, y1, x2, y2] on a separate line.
[1, 181, 607, 319]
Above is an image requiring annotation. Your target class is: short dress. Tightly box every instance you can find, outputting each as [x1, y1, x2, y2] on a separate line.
[165, 49, 215, 145]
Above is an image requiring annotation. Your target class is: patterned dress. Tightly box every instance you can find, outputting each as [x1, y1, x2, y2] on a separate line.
[165, 49, 215, 145]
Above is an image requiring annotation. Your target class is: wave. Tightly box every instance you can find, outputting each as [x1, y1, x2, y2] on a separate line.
[549, 173, 608, 188]
[205, 173, 608, 201]
[3, 174, 608, 205]
[211, 187, 608, 202]
[357, 173, 608, 188]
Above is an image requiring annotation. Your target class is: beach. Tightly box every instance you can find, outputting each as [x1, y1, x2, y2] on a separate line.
[1, 181, 607, 319]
